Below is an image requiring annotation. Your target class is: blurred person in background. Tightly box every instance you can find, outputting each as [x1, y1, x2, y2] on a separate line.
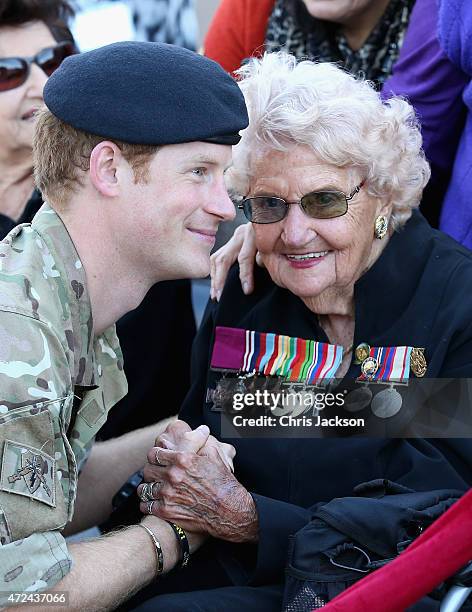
[381, 0, 468, 232]
[204, 0, 414, 88]
[131, 0, 198, 49]
[73, 0, 198, 51]
[434, 0, 472, 249]
[0, 0, 75, 238]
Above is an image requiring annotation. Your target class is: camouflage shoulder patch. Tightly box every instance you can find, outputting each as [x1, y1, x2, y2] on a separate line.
[0, 440, 56, 508]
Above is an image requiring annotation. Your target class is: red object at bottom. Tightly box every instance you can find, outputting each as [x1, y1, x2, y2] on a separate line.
[321, 488, 472, 612]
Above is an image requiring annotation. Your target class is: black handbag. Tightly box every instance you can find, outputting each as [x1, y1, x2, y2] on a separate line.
[282, 480, 464, 611]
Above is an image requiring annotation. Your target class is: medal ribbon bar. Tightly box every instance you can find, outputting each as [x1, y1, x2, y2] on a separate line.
[211, 326, 343, 384]
[357, 345, 412, 383]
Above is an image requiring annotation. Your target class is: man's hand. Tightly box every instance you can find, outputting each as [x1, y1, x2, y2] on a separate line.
[155, 419, 235, 472]
[139, 446, 258, 543]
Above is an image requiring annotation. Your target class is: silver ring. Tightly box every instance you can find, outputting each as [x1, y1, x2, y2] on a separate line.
[139, 482, 153, 503]
[154, 448, 166, 467]
[146, 500, 155, 515]
[138, 484, 147, 502]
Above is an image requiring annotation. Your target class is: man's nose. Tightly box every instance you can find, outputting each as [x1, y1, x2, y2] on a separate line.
[207, 181, 237, 222]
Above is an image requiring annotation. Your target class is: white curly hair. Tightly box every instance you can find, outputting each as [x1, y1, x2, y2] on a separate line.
[230, 53, 431, 229]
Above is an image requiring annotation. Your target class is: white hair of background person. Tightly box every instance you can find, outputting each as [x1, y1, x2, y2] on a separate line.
[229, 52, 431, 231]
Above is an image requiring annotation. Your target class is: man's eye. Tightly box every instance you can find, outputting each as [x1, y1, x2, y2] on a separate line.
[192, 168, 206, 177]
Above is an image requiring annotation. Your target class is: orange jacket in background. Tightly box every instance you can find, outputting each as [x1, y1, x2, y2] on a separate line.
[204, 0, 275, 73]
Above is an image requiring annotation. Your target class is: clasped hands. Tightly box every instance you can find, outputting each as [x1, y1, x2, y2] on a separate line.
[138, 420, 258, 543]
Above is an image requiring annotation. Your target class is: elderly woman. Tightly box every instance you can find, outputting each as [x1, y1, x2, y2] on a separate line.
[136, 54, 472, 611]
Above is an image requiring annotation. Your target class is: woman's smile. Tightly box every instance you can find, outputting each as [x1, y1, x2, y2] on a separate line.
[284, 250, 331, 268]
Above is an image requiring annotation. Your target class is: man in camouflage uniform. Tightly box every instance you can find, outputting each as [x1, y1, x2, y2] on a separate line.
[0, 41, 247, 608]
[0, 207, 127, 589]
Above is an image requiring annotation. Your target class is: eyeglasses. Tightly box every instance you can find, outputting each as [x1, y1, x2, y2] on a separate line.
[238, 181, 365, 224]
[0, 42, 76, 92]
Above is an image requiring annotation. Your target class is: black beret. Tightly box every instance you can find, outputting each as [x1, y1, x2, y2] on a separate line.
[44, 41, 248, 146]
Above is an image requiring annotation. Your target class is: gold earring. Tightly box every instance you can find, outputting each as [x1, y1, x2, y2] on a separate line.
[374, 215, 388, 240]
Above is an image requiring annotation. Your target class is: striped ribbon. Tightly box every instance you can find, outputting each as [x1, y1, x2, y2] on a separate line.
[211, 326, 343, 384]
[358, 345, 412, 382]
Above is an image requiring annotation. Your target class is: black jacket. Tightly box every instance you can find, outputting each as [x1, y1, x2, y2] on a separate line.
[0, 189, 43, 238]
[180, 210, 472, 587]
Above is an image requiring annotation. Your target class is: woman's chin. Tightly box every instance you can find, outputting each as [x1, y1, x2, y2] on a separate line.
[271, 274, 328, 300]
[265, 260, 333, 299]
[291, 285, 326, 301]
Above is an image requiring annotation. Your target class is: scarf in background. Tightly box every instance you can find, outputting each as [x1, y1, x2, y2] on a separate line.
[265, 0, 414, 87]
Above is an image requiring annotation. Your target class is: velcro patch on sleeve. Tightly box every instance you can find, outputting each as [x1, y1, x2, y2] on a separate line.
[1, 440, 56, 508]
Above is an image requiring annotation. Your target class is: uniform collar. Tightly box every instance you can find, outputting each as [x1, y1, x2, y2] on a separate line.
[31, 202, 97, 387]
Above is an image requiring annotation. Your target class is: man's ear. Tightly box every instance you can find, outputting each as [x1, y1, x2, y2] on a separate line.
[89, 141, 127, 197]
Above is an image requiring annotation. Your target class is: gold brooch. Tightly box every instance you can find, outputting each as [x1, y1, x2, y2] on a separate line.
[410, 348, 427, 377]
[354, 343, 371, 365]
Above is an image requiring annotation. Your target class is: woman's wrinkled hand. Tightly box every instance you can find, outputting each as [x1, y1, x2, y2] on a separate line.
[139, 446, 258, 543]
[210, 223, 261, 301]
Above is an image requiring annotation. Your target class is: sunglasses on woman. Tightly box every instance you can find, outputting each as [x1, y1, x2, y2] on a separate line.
[238, 181, 365, 223]
[0, 42, 76, 93]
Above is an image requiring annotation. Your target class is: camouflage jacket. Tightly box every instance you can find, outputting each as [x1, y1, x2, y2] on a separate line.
[0, 204, 127, 601]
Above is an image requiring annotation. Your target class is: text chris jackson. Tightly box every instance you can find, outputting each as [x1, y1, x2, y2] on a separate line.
[232, 415, 366, 428]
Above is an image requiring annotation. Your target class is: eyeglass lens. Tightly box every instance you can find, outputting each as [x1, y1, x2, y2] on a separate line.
[37, 44, 73, 76]
[0, 43, 74, 92]
[301, 191, 348, 219]
[0, 58, 26, 92]
[242, 191, 348, 223]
